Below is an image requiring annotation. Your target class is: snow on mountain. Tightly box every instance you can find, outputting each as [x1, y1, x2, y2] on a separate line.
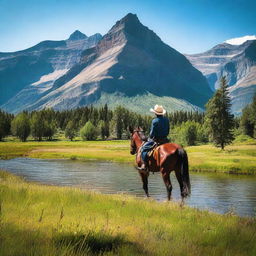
[225, 35, 256, 45]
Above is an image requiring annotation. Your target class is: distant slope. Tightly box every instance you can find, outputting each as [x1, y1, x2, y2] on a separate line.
[0, 32, 102, 111]
[90, 92, 202, 114]
[186, 39, 256, 115]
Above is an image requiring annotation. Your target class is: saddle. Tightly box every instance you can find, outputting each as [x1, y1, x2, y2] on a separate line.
[147, 138, 169, 158]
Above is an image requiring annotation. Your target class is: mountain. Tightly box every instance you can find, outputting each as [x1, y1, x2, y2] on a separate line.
[186, 38, 256, 115]
[0, 32, 102, 112]
[68, 30, 88, 40]
[5, 13, 211, 113]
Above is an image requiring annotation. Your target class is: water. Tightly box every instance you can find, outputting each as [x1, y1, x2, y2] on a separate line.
[0, 158, 256, 217]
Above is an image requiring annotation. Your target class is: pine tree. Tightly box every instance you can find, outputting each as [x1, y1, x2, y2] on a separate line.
[0, 110, 12, 141]
[205, 76, 234, 149]
[112, 106, 123, 139]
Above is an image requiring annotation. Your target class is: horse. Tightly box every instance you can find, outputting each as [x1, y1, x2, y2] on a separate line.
[129, 127, 191, 201]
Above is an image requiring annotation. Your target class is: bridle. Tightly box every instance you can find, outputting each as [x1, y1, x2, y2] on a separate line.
[130, 129, 146, 155]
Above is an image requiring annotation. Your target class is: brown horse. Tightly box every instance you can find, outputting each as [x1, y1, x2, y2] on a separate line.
[129, 127, 191, 200]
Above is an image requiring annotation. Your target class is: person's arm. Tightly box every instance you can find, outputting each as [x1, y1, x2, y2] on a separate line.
[167, 118, 170, 135]
[149, 119, 157, 139]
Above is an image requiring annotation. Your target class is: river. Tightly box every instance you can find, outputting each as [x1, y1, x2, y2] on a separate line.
[0, 158, 255, 217]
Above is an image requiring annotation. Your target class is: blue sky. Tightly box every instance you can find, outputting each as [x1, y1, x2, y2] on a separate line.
[0, 0, 255, 54]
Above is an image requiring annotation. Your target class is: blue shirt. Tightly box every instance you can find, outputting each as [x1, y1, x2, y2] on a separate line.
[149, 116, 170, 139]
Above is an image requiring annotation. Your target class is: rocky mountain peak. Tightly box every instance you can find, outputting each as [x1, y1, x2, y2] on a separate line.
[68, 30, 87, 41]
[105, 13, 144, 37]
[118, 13, 140, 26]
[0, 13, 212, 113]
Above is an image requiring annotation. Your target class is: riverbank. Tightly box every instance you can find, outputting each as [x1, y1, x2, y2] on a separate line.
[0, 170, 255, 256]
[0, 139, 255, 174]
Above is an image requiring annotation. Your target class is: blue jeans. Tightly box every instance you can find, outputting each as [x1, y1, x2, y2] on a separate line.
[141, 140, 155, 162]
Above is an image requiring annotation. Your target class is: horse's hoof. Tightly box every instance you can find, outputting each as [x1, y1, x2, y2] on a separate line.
[180, 198, 185, 207]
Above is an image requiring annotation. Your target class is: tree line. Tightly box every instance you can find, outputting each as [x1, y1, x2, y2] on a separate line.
[0, 77, 255, 149]
[0, 105, 205, 142]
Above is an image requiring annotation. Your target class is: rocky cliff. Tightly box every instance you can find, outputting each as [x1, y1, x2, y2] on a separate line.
[186, 39, 256, 114]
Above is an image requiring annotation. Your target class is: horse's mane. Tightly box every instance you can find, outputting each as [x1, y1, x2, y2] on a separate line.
[134, 127, 147, 141]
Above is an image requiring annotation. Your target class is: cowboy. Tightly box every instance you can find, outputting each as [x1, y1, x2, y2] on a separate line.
[139, 105, 170, 171]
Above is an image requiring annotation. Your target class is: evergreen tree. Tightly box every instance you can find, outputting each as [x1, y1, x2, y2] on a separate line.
[43, 121, 56, 141]
[65, 120, 77, 141]
[0, 110, 12, 141]
[240, 105, 254, 137]
[112, 106, 123, 139]
[11, 112, 30, 142]
[205, 76, 234, 149]
[240, 94, 256, 138]
[97, 120, 109, 140]
[252, 95, 256, 138]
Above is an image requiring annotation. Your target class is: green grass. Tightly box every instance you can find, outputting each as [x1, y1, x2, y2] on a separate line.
[0, 137, 256, 174]
[0, 170, 256, 256]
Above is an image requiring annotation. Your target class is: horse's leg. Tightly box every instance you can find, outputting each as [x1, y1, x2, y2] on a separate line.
[174, 169, 185, 199]
[161, 170, 172, 201]
[139, 170, 149, 197]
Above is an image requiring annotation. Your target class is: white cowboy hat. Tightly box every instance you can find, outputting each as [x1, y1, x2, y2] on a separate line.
[150, 104, 166, 115]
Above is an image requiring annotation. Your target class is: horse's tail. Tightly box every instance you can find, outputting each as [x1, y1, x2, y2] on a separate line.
[177, 148, 191, 197]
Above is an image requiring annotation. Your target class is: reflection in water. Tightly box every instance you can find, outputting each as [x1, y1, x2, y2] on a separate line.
[0, 158, 255, 217]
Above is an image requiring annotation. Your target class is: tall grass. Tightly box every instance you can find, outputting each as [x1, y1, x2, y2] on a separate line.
[0, 170, 256, 256]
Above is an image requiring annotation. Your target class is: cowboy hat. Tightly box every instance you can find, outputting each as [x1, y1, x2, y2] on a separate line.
[150, 105, 166, 115]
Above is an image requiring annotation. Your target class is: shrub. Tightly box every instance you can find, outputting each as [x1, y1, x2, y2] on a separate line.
[80, 121, 98, 141]
[170, 121, 208, 146]
[65, 121, 77, 141]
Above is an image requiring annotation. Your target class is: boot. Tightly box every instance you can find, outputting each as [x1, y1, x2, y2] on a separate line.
[137, 161, 147, 171]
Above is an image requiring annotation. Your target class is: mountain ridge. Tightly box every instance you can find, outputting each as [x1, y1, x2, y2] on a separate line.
[186, 38, 256, 115]
[0, 32, 103, 110]
[18, 13, 211, 112]
[1, 13, 213, 114]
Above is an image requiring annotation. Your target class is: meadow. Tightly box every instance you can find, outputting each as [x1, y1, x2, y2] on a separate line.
[0, 170, 255, 256]
[0, 137, 255, 174]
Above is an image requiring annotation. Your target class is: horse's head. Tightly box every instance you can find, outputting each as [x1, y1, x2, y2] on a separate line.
[128, 126, 147, 155]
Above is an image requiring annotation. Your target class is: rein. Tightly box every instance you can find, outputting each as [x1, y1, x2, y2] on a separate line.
[131, 130, 146, 154]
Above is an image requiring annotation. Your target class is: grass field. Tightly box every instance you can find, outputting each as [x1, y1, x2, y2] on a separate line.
[0, 138, 255, 174]
[0, 170, 255, 256]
